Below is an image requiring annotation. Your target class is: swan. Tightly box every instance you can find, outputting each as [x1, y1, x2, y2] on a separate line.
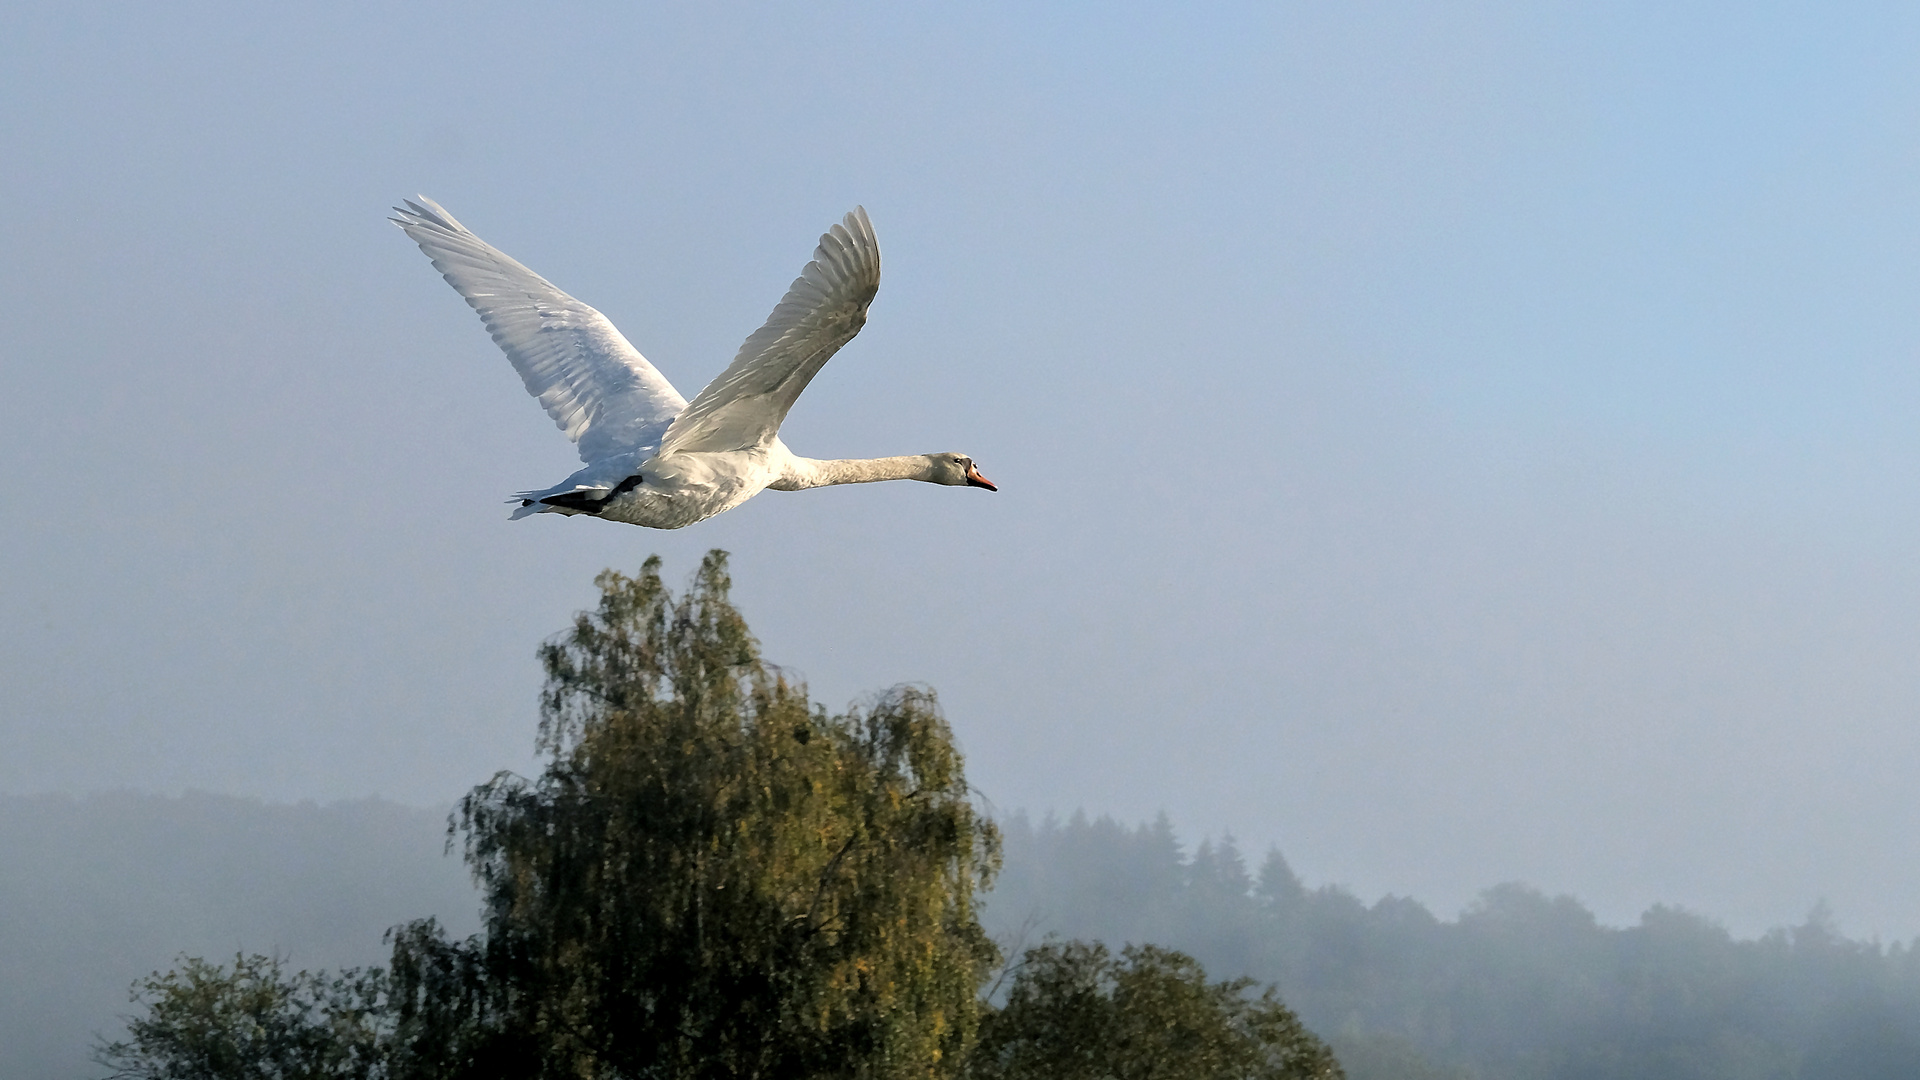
[391, 197, 995, 529]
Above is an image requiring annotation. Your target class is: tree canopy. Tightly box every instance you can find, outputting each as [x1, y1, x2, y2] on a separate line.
[95, 954, 387, 1080]
[385, 552, 1003, 1080]
[970, 940, 1342, 1080]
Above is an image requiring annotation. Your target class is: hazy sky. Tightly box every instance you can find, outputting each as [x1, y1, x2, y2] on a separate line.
[6, 1, 1920, 940]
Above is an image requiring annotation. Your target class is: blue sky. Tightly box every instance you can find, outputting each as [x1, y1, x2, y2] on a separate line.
[5, 1, 1920, 939]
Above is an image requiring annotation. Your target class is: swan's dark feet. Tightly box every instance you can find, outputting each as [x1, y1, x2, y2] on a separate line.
[534, 474, 645, 515]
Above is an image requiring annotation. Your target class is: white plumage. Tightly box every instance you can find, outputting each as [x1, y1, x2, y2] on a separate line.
[392, 198, 995, 529]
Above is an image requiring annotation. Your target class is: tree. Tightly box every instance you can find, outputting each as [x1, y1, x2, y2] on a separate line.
[94, 954, 388, 1080]
[970, 941, 1343, 1080]
[384, 552, 1001, 1080]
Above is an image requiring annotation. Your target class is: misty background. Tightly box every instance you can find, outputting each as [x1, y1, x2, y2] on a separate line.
[8, 793, 1917, 1080]
[4, 0, 1920, 975]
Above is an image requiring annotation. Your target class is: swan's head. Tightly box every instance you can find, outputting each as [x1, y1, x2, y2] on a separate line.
[928, 453, 997, 491]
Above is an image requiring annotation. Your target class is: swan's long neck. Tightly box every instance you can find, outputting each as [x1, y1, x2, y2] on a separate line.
[775, 455, 934, 490]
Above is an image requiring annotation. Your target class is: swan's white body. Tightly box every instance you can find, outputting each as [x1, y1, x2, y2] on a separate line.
[391, 198, 994, 529]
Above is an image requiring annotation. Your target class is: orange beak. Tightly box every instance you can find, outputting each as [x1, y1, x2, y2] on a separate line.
[965, 464, 998, 491]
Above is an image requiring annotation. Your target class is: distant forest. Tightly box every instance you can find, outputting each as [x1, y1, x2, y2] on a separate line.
[4, 792, 1918, 1080]
[992, 812, 1920, 1079]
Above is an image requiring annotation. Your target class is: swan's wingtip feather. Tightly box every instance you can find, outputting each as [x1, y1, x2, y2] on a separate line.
[392, 196, 460, 233]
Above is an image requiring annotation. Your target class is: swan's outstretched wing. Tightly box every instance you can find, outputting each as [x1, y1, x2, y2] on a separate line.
[391, 197, 688, 464]
[660, 208, 880, 454]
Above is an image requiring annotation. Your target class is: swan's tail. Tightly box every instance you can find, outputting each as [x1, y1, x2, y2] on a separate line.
[506, 492, 600, 519]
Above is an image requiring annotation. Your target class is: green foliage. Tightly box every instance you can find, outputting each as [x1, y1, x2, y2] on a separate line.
[970, 941, 1343, 1080]
[384, 552, 1002, 1080]
[94, 954, 388, 1080]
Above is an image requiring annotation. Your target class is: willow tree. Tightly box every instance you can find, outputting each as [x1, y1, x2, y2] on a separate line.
[387, 552, 1000, 1080]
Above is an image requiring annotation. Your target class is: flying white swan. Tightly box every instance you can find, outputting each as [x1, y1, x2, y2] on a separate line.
[391, 197, 996, 529]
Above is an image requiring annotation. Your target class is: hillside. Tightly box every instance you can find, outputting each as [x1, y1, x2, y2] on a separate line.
[6, 794, 1918, 1079]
